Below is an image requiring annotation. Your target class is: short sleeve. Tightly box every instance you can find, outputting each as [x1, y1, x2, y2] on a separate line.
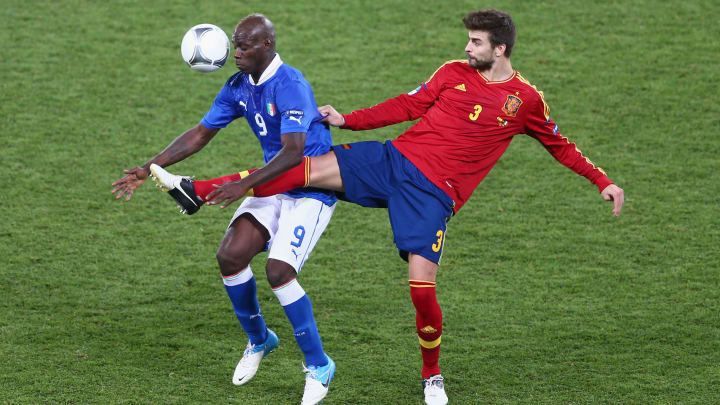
[275, 79, 314, 134]
[201, 84, 243, 129]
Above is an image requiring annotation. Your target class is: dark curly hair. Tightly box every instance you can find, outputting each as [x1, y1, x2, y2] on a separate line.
[462, 9, 516, 57]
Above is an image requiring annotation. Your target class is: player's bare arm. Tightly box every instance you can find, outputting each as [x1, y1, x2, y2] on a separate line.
[111, 123, 218, 201]
[601, 184, 625, 216]
[318, 105, 345, 127]
[206, 131, 306, 208]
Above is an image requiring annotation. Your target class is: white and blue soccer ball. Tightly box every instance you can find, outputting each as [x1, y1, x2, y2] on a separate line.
[181, 24, 230, 72]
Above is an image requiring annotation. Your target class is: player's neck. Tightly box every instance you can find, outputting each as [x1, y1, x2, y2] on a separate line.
[251, 52, 277, 83]
[479, 59, 513, 82]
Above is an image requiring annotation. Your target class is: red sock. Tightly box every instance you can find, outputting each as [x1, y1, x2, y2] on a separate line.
[193, 173, 241, 201]
[193, 156, 310, 201]
[409, 280, 442, 379]
[252, 156, 311, 197]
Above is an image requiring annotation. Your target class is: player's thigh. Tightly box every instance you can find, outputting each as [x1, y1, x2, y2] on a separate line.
[217, 197, 281, 272]
[217, 215, 268, 273]
[268, 197, 336, 273]
[387, 187, 452, 266]
[330, 141, 394, 207]
[408, 253, 439, 282]
[309, 151, 344, 191]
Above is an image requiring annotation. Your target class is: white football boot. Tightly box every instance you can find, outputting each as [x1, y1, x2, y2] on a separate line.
[301, 356, 336, 405]
[232, 329, 279, 386]
[149, 163, 203, 215]
[423, 374, 449, 405]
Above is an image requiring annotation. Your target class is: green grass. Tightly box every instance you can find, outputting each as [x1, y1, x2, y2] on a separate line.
[2, 0, 719, 403]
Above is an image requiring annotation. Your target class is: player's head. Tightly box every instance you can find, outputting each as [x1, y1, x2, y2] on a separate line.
[233, 13, 276, 75]
[462, 9, 516, 70]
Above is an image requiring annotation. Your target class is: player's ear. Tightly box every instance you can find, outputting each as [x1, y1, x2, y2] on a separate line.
[494, 43, 507, 57]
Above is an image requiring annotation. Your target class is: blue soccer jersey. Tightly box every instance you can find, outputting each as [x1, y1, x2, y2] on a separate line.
[201, 54, 336, 206]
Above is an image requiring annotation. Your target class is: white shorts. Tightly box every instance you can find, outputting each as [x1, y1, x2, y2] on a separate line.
[228, 195, 336, 272]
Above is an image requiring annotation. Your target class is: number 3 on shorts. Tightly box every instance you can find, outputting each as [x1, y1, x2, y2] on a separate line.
[431, 229, 444, 252]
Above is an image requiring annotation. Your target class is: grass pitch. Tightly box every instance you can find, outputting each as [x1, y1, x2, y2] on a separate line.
[1, 0, 719, 404]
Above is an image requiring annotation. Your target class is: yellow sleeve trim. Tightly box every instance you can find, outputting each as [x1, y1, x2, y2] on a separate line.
[516, 72, 551, 120]
[426, 59, 467, 83]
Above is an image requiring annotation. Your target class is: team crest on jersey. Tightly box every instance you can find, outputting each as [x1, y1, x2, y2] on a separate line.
[502, 95, 522, 117]
[266, 103, 276, 116]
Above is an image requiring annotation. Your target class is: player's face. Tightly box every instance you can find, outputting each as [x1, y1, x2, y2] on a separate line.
[232, 25, 264, 74]
[465, 30, 496, 71]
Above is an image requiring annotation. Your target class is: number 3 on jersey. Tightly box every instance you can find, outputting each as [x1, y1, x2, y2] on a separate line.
[469, 104, 482, 121]
[431, 230, 444, 252]
[254, 113, 267, 136]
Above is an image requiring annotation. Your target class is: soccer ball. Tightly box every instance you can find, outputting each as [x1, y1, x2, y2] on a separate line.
[181, 24, 230, 72]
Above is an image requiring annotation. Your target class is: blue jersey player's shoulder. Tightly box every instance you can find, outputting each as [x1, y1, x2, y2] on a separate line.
[275, 64, 309, 85]
[225, 71, 246, 87]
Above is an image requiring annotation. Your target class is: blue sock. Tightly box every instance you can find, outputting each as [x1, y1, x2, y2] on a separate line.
[222, 266, 267, 345]
[273, 279, 328, 367]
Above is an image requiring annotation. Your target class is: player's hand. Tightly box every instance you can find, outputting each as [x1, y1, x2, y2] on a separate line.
[206, 180, 250, 209]
[601, 184, 625, 216]
[318, 105, 345, 127]
[111, 166, 150, 201]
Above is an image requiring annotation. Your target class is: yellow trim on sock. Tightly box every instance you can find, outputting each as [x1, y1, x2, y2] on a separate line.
[419, 335, 441, 349]
[303, 156, 311, 187]
[238, 170, 254, 197]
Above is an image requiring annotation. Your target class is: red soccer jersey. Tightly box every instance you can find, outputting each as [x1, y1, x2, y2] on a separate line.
[342, 60, 613, 213]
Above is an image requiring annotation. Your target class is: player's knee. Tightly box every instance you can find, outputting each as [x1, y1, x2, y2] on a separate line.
[216, 247, 252, 277]
[265, 259, 297, 288]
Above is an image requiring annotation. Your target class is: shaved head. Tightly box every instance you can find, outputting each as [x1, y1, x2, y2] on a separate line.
[232, 14, 277, 81]
[235, 13, 275, 50]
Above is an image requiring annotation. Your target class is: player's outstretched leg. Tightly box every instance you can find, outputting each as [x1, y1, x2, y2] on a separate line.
[149, 164, 204, 215]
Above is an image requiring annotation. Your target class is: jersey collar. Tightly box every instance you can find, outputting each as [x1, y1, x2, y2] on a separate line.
[477, 70, 516, 84]
[249, 53, 283, 86]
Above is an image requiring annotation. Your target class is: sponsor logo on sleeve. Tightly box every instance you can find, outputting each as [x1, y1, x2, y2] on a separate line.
[286, 110, 304, 125]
